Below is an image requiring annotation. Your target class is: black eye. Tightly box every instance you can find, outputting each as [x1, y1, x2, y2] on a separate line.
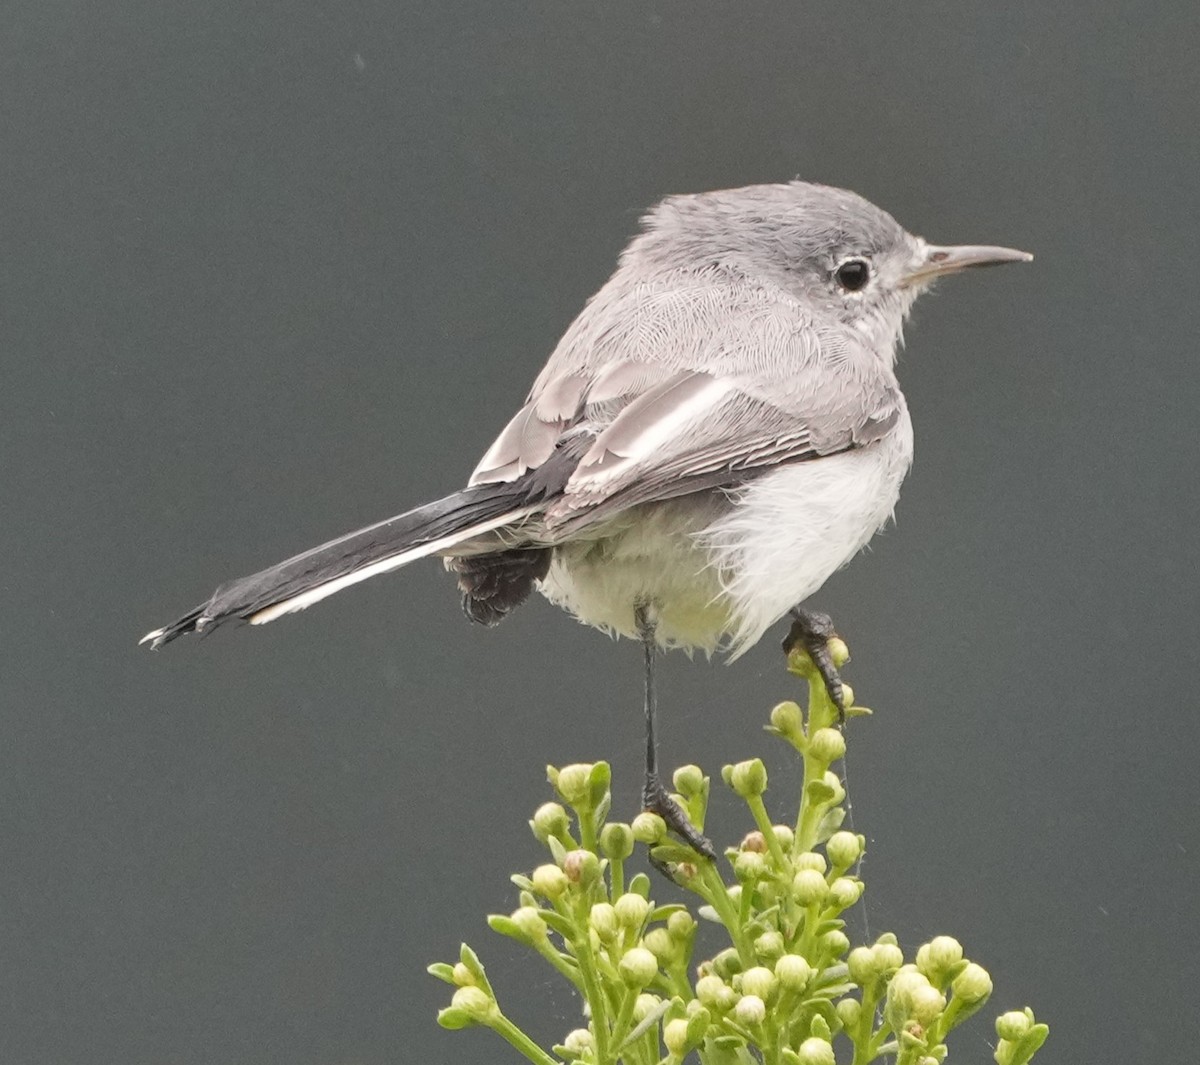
[835, 258, 871, 292]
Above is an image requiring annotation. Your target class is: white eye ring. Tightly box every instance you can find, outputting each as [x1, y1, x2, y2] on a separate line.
[834, 257, 871, 293]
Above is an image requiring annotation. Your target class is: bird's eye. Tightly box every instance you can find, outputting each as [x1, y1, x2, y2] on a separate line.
[834, 258, 871, 293]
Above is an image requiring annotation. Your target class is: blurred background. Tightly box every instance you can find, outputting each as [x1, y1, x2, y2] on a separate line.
[2, 1, 1197, 1062]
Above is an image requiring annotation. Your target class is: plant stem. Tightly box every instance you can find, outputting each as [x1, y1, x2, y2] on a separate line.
[569, 919, 613, 1062]
[696, 862, 755, 965]
[489, 1011, 561, 1065]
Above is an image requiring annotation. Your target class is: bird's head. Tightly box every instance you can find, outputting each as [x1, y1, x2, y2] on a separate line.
[633, 180, 1031, 359]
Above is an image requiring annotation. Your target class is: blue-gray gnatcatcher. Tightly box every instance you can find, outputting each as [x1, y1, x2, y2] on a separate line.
[143, 181, 1030, 854]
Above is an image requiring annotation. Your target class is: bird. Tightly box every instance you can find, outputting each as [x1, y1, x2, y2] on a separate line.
[142, 181, 1031, 856]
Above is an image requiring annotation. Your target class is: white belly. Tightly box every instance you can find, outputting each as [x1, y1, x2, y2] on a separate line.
[539, 414, 914, 655]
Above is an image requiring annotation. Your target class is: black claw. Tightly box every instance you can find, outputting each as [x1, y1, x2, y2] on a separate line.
[643, 773, 717, 861]
[784, 608, 847, 725]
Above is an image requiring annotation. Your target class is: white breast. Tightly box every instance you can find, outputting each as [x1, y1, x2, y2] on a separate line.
[537, 411, 914, 656]
[700, 408, 914, 656]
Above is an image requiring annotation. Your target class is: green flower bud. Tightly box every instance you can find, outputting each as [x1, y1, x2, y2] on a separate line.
[755, 930, 785, 963]
[828, 637, 849, 667]
[712, 947, 744, 980]
[794, 851, 828, 874]
[890, 966, 931, 1000]
[600, 822, 635, 860]
[668, 910, 696, 940]
[996, 1011, 1032, 1041]
[828, 877, 863, 910]
[734, 994, 766, 1026]
[695, 975, 729, 1008]
[728, 758, 768, 798]
[588, 903, 618, 940]
[614, 892, 650, 929]
[823, 771, 846, 803]
[532, 863, 569, 899]
[840, 681, 855, 708]
[847, 947, 876, 985]
[511, 906, 548, 942]
[452, 962, 476, 987]
[663, 1018, 691, 1056]
[739, 965, 777, 1001]
[821, 929, 850, 958]
[809, 727, 846, 763]
[825, 831, 863, 870]
[770, 700, 804, 737]
[563, 1028, 594, 1053]
[562, 849, 600, 886]
[951, 962, 993, 1004]
[836, 997, 861, 1029]
[632, 993, 662, 1022]
[673, 764, 705, 797]
[631, 811, 667, 844]
[772, 824, 795, 850]
[450, 985, 494, 1021]
[797, 1036, 836, 1065]
[740, 830, 768, 853]
[554, 763, 593, 805]
[926, 936, 964, 974]
[735, 849, 769, 882]
[775, 953, 813, 992]
[886, 967, 930, 1030]
[530, 802, 570, 843]
[910, 984, 947, 1025]
[793, 868, 829, 906]
[873, 942, 905, 973]
[643, 927, 675, 963]
[619, 947, 659, 988]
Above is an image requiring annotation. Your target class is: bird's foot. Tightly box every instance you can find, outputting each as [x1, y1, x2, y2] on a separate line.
[782, 607, 847, 725]
[643, 773, 716, 862]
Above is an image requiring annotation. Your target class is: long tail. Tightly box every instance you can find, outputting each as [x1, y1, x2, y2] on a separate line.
[141, 484, 541, 648]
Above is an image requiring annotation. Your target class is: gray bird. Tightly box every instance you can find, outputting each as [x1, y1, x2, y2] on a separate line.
[143, 181, 1030, 855]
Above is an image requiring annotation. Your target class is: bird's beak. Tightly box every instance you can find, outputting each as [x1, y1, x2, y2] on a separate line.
[902, 242, 1033, 287]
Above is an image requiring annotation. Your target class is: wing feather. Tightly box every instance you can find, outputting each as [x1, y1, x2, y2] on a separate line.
[468, 276, 904, 528]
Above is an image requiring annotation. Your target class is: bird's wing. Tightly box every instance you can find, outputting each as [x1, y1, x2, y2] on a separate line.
[469, 278, 903, 530]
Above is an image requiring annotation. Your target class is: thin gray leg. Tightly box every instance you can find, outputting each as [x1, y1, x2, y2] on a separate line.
[635, 603, 715, 860]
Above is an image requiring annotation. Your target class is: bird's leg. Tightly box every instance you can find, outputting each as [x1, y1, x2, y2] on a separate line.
[782, 607, 847, 725]
[635, 604, 716, 861]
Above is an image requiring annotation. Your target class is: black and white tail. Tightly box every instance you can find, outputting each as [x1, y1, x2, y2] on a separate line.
[140, 484, 541, 648]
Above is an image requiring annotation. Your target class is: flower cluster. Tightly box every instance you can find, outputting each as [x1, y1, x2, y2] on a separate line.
[431, 641, 1048, 1065]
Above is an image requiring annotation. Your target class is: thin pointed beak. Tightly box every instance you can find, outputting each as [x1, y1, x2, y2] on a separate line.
[903, 243, 1033, 286]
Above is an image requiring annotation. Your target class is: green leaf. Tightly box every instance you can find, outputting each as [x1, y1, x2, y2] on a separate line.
[426, 962, 456, 985]
[487, 915, 524, 941]
[538, 909, 577, 938]
[806, 779, 836, 803]
[650, 842, 704, 864]
[458, 943, 492, 995]
[648, 903, 690, 921]
[1009, 1024, 1050, 1065]
[437, 1007, 474, 1030]
[628, 872, 652, 898]
[815, 807, 846, 842]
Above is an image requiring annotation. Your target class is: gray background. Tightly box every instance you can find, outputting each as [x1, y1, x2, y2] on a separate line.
[2, 1, 1197, 1063]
